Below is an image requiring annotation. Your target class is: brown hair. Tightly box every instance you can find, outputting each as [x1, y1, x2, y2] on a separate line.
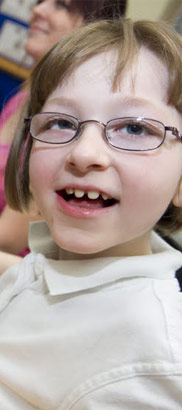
[5, 18, 182, 234]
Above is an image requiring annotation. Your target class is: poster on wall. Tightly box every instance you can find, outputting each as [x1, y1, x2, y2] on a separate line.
[0, 20, 33, 66]
[0, 0, 35, 75]
[0, 0, 35, 23]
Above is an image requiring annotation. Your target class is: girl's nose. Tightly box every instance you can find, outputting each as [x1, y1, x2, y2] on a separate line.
[66, 124, 111, 174]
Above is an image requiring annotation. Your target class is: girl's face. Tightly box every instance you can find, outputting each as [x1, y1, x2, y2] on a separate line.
[25, 0, 83, 62]
[29, 48, 182, 257]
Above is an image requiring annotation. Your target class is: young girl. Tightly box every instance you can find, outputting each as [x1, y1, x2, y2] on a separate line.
[0, 0, 127, 270]
[1, 18, 182, 409]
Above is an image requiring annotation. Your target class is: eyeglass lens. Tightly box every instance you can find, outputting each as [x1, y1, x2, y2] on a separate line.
[107, 117, 165, 151]
[31, 113, 78, 144]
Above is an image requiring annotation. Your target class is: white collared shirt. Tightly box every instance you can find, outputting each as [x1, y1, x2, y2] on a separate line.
[0, 221, 182, 409]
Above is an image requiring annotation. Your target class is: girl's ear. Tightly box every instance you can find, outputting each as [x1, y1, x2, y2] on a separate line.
[172, 178, 182, 207]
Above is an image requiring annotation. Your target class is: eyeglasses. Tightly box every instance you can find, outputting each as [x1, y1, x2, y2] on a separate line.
[24, 112, 182, 152]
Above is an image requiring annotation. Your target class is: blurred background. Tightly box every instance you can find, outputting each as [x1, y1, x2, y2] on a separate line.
[0, 0, 182, 111]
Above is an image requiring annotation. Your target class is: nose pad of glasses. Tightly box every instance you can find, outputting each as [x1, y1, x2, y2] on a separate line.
[78, 120, 106, 139]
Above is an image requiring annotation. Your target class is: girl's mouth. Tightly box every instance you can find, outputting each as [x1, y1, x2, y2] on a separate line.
[60, 188, 116, 208]
[56, 188, 118, 216]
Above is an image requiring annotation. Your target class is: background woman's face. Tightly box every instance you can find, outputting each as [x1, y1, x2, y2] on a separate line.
[25, 0, 83, 62]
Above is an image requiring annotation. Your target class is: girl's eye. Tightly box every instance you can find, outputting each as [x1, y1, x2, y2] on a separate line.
[50, 119, 76, 130]
[113, 121, 156, 137]
[125, 123, 145, 135]
[42, 118, 76, 132]
[113, 122, 147, 137]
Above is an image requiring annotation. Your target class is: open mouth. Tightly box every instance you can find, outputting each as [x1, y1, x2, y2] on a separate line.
[56, 188, 118, 209]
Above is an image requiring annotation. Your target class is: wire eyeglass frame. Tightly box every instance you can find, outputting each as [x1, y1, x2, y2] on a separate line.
[24, 112, 182, 152]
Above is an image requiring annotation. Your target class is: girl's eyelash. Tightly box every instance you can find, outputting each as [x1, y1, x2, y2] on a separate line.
[42, 119, 59, 129]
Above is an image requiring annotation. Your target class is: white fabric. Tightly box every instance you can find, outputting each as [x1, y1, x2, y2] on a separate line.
[0, 221, 182, 409]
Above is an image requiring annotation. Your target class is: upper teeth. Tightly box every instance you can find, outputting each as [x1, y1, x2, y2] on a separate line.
[65, 188, 110, 200]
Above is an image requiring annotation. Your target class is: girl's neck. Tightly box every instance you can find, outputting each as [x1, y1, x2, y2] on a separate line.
[59, 232, 152, 260]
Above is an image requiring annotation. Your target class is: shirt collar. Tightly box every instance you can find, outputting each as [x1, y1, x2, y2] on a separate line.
[29, 221, 182, 296]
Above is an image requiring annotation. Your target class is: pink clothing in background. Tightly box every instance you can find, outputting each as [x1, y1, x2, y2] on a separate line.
[0, 143, 10, 212]
[0, 89, 29, 256]
[0, 90, 27, 213]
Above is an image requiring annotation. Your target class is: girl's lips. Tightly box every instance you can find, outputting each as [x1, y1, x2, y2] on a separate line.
[55, 190, 118, 218]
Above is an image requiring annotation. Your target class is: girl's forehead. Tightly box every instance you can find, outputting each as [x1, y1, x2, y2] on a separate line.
[71, 50, 118, 82]
[45, 48, 169, 106]
[56, 50, 119, 96]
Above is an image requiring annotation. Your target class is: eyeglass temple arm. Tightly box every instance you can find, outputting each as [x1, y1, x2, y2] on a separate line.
[24, 117, 31, 127]
[165, 126, 182, 141]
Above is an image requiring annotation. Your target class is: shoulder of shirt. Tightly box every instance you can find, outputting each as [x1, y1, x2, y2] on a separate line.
[0, 252, 44, 313]
[158, 232, 182, 291]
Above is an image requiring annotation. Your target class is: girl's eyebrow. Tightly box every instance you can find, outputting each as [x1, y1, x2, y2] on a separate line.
[115, 96, 160, 110]
[44, 97, 76, 109]
[44, 96, 163, 114]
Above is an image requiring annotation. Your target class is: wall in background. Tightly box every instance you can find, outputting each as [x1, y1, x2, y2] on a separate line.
[0, 0, 35, 111]
[127, 0, 172, 20]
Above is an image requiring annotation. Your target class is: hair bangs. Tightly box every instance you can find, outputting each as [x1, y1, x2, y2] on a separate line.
[29, 19, 139, 114]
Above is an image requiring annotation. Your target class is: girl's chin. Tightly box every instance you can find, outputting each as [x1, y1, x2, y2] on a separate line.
[54, 236, 105, 256]
[59, 243, 102, 256]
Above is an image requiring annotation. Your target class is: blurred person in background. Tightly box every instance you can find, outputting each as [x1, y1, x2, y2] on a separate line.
[0, 0, 127, 273]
